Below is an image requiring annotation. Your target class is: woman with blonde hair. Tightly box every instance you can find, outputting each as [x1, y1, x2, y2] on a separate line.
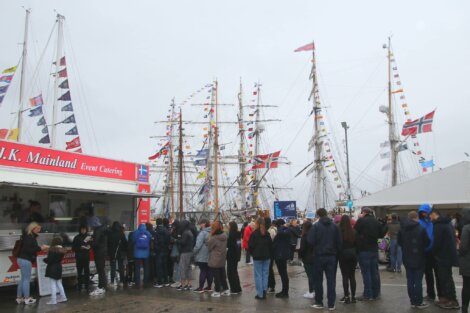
[248, 217, 273, 300]
[16, 222, 48, 305]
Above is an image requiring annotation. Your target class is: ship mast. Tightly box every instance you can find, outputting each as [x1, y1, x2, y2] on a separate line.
[310, 42, 325, 210]
[51, 14, 65, 148]
[237, 80, 247, 211]
[251, 82, 261, 211]
[386, 37, 398, 186]
[213, 80, 220, 218]
[178, 107, 184, 219]
[169, 100, 176, 219]
[17, 8, 31, 142]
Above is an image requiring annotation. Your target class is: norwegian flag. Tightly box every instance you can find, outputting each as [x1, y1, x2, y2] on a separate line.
[401, 110, 435, 136]
[148, 141, 170, 160]
[294, 42, 315, 52]
[66, 136, 81, 150]
[252, 151, 281, 170]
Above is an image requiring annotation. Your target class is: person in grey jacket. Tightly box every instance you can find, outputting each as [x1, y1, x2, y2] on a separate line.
[459, 208, 470, 313]
[193, 219, 213, 293]
[208, 221, 230, 297]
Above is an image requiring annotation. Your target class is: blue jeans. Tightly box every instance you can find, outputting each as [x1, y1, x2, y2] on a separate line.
[134, 258, 149, 287]
[253, 259, 270, 297]
[389, 239, 402, 271]
[406, 267, 424, 305]
[313, 255, 337, 308]
[358, 251, 380, 299]
[17, 258, 32, 298]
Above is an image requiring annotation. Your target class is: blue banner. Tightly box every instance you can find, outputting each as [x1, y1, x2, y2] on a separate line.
[273, 201, 297, 220]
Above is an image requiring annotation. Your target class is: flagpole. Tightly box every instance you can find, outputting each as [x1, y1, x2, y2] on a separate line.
[237, 79, 248, 213]
[169, 99, 176, 220]
[386, 36, 398, 186]
[17, 8, 31, 143]
[178, 107, 184, 219]
[51, 14, 65, 148]
[251, 81, 261, 213]
[213, 80, 220, 219]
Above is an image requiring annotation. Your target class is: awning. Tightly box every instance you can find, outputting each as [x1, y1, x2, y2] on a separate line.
[0, 181, 161, 198]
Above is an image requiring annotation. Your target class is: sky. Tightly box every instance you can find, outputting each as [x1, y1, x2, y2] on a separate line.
[1, 0, 469, 210]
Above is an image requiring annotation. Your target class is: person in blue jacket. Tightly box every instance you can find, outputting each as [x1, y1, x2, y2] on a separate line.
[132, 224, 152, 288]
[418, 204, 440, 301]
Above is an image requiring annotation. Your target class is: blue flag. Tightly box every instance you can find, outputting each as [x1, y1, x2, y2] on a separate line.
[196, 149, 209, 158]
[28, 105, 43, 117]
[194, 159, 207, 167]
[61, 103, 73, 112]
[58, 91, 71, 101]
[59, 79, 69, 89]
[65, 126, 78, 135]
[37, 116, 46, 126]
[41, 126, 49, 134]
[0, 85, 8, 94]
[0, 95, 4, 104]
[420, 160, 435, 169]
[39, 134, 50, 144]
[61, 114, 75, 124]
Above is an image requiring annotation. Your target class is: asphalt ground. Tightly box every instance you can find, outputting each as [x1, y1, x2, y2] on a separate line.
[0, 262, 463, 313]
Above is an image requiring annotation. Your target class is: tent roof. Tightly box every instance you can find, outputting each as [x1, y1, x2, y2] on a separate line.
[355, 161, 470, 207]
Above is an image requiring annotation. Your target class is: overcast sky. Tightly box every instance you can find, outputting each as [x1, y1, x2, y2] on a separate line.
[1, 0, 469, 209]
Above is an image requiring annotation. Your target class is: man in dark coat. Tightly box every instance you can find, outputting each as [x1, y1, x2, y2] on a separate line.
[72, 224, 91, 292]
[273, 219, 292, 298]
[308, 208, 342, 310]
[90, 220, 108, 296]
[430, 210, 459, 309]
[398, 211, 430, 309]
[154, 218, 171, 287]
[354, 207, 386, 301]
[459, 208, 470, 313]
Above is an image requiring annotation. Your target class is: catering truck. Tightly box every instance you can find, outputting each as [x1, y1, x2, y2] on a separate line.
[0, 139, 156, 286]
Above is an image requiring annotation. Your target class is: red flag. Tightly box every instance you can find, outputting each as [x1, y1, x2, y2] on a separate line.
[148, 142, 170, 160]
[0, 129, 8, 139]
[66, 136, 81, 150]
[74, 148, 82, 153]
[294, 42, 315, 52]
[60, 56, 66, 66]
[29, 94, 44, 107]
[401, 110, 435, 136]
[58, 68, 68, 78]
[252, 151, 281, 169]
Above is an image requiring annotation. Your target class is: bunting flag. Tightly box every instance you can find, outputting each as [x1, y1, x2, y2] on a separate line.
[420, 160, 434, 169]
[0, 75, 13, 83]
[148, 142, 170, 160]
[194, 159, 207, 167]
[58, 91, 71, 101]
[380, 151, 390, 159]
[381, 164, 391, 171]
[2, 66, 17, 74]
[252, 151, 281, 169]
[37, 116, 46, 126]
[294, 42, 315, 52]
[73, 148, 82, 153]
[196, 149, 209, 158]
[0, 95, 4, 105]
[66, 136, 81, 150]
[59, 79, 69, 89]
[39, 134, 50, 144]
[41, 126, 49, 134]
[28, 105, 43, 117]
[65, 126, 78, 135]
[61, 103, 74, 112]
[401, 110, 435, 136]
[60, 56, 66, 66]
[196, 171, 206, 179]
[58, 68, 68, 78]
[397, 143, 408, 152]
[61, 114, 76, 124]
[7, 128, 18, 141]
[0, 129, 8, 139]
[0, 85, 9, 93]
[29, 94, 44, 107]
[391, 89, 403, 94]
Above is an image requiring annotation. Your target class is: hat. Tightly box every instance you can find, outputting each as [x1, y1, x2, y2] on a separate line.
[361, 207, 373, 214]
[418, 203, 432, 214]
[277, 219, 286, 226]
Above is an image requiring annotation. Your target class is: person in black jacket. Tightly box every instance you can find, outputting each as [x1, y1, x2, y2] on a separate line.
[398, 211, 430, 309]
[72, 224, 91, 292]
[354, 207, 385, 301]
[154, 218, 171, 287]
[227, 221, 242, 294]
[248, 217, 273, 300]
[459, 208, 470, 313]
[16, 222, 48, 305]
[176, 220, 194, 290]
[273, 219, 292, 298]
[107, 221, 127, 286]
[308, 208, 342, 310]
[430, 210, 460, 309]
[126, 229, 135, 286]
[298, 220, 314, 299]
[89, 221, 108, 296]
[338, 215, 357, 304]
[44, 237, 68, 305]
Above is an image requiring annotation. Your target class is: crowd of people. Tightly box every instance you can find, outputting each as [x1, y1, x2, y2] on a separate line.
[12, 205, 470, 312]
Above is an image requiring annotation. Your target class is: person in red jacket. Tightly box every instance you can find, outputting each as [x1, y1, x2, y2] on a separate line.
[242, 221, 255, 264]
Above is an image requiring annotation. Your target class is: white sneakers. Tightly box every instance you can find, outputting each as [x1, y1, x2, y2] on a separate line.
[212, 290, 230, 297]
[221, 290, 231, 296]
[15, 298, 24, 304]
[303, 292, 314, 299]
[23, 297, 36, 305]
[211, 292, 221, 297]
[89, 288, 106, 296]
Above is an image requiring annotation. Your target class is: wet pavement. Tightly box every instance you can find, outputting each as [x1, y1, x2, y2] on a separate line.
[0, 262, 463, 313]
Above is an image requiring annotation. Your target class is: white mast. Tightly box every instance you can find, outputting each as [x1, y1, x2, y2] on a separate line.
[17, 8, 31, 142]
[385, 37, 398, 186]
[51, 14, 65, 148]
[237, 80, 247, 211]
[251, 82, 261, 211]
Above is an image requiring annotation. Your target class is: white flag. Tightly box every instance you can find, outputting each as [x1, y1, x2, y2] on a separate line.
[381, 164, 391, 171]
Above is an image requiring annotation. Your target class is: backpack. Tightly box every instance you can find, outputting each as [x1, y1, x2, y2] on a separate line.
[12, 236, 23, 258]
[135, 232, 150, 250]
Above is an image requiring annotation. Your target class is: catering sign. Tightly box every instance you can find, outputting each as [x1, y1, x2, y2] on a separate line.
[0, 140, 148, 183]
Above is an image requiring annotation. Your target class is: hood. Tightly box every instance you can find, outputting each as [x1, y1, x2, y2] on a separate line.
[462, 208, 470, 225]
[418, 203, 432, 214]
[179, 220, 190, 233]
[403, 219, 420, 230]
[212, 232, 227, 242]
[111, 221, 122, 232]
[137, 224, 147, 232]
[320, 217, 332, 225]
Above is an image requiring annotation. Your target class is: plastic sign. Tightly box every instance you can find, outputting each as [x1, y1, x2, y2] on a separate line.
[273, 201, 297, 219]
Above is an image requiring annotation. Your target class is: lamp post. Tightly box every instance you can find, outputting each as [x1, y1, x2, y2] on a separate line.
[341, 121, 352, 206]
